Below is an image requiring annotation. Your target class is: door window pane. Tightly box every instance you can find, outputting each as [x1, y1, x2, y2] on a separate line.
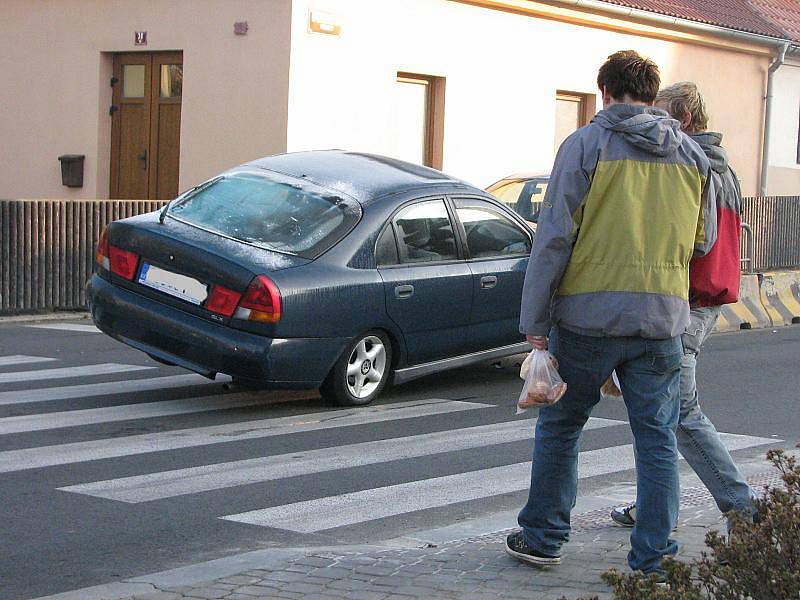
[455, 202, 531, 258]
[160, 64, 183, 98]
[122, 64, 146, 98]
[394, 200, 458, 263]
[375, 226, 399, 266]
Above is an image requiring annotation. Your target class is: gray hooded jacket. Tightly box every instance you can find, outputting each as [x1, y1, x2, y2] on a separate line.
[520, 104, 717, 339]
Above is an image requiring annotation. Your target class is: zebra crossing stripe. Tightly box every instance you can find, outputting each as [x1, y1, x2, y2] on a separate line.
[220, 431, 778, 533]
[0, 363, 154, 385]
[26, 323, 100, 333]
[0, 392, 284, 435]
[58, 417, 627, 503]
[0, 374, 231, 406]
[0, 399, 491, 473]
[0, 355, 57, 367]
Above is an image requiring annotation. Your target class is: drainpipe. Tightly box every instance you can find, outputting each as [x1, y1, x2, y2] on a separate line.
[760, 43, 790, 196]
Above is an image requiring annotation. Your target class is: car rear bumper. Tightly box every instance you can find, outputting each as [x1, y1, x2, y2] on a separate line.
[86, 274, 346, 388]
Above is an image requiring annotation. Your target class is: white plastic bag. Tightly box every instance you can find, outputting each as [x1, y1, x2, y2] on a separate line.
[600, 370, 623, 400]
[517, 349, 567, 414]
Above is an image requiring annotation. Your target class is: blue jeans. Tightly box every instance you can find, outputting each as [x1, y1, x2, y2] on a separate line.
[518, 325, 682, 574]
[678, 307, 755, 516]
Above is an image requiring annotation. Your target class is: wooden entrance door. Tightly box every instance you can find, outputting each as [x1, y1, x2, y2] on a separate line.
[111, 52, 182, 200]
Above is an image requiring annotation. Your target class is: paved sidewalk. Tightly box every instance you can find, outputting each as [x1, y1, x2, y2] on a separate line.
[97, 468, 780, 600]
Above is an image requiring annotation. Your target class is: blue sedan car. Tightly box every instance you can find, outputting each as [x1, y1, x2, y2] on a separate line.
[87, 151, 532, 406]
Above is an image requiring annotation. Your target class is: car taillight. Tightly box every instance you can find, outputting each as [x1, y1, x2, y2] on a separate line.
[109, 245, 140, 280]
[206, 285, 242, 317]
[96, 228, 110, 271]
[235, 275, 282, 323]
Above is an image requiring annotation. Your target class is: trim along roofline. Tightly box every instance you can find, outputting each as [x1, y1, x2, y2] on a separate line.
[450, 0, 791, 56]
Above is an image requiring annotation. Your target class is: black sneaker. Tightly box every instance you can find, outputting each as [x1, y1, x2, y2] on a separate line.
[504, 531, 561, 566]
[610, 502, 637, 527]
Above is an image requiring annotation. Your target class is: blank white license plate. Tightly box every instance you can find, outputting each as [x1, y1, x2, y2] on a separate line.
[138, 263, 208, 305]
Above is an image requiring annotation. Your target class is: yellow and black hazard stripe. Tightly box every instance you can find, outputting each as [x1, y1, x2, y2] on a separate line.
[760, 271, 800, 327]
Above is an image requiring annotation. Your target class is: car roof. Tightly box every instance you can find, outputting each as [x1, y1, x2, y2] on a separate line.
[245, 150, 479, 203]
[495, 173, 550, 182]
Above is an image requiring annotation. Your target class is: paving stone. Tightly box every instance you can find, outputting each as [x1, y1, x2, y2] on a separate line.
[353, 565, 397, 577]
[175, 588, 228, 599]
[264, 570, 310, 583]
[276, 581, 326, 594]
[311, 567, 359, 579]
[131, 592, 183, 600]
[291, 556, 338, 568]
[230, 584, 283, 596]
[334, 591, 390, 600]
[273, 592, 305, 599]
[218, 576, 264, 586]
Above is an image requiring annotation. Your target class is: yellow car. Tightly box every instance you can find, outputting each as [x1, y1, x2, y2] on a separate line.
[486, 173, 549, 230]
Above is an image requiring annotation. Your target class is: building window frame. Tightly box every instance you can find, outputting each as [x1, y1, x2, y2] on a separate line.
[397, 72, 446, 170]
[554, 90, 596, 151]
[796, 102, 800, 165]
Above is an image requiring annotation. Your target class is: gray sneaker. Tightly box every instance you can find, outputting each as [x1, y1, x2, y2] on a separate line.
[610, 502, 637, 527]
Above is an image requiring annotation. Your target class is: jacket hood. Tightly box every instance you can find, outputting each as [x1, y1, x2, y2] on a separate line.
[691, 131, 728, 174]
[592, 104, 682, 157]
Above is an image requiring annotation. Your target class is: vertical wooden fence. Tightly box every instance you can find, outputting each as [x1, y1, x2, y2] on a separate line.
[0, 199, 163, 314]
[1, 196, 799, 315]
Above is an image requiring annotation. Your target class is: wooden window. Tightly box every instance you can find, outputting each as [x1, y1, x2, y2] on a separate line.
[554, 91, 596, 153]
[393, 73, 446, 169]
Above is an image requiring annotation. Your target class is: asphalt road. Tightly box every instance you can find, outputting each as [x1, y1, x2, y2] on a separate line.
[0, 319, 797, 599]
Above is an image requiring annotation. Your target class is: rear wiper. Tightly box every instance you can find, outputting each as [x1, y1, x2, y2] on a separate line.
[158, 199, 173, 224]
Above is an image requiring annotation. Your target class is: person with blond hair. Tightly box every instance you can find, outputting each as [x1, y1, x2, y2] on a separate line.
[610, 81, 757, 531]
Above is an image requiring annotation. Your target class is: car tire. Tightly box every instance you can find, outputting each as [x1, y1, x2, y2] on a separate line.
[321, 330, 393, 406]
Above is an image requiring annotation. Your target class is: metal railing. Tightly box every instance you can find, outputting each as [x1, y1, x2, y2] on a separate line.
[0, 199, 163, 314]
[741, 195, 800, 272]
[740, 222, 754, 275]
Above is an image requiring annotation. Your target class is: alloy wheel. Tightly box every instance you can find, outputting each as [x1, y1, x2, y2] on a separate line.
[345, 335, 387, 399]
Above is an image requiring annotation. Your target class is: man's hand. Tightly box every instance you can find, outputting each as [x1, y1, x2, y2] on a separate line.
[526, 335, 548, 350]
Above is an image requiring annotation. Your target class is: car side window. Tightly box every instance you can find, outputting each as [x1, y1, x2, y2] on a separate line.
[375, 225, 399, 267]
[454, 199, 531, 259]
[393, 199, 458, 264]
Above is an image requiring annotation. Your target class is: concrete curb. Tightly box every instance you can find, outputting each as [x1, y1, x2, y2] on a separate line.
[0, 310, 89, 324]
[716, 274, 772, 332]
[31, 545, 393, 600]
[760, 270, 800, 327]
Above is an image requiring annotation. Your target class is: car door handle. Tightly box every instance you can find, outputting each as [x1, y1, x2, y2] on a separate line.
[394, 284, 414, 299]
[480, 275, 498, 289]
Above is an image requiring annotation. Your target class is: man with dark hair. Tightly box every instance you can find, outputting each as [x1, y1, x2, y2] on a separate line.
[505, 50, 717, 579]
[610, 81, 756, 530]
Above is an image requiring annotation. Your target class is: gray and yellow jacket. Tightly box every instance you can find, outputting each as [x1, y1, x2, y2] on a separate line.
[520, 104, 717, 339]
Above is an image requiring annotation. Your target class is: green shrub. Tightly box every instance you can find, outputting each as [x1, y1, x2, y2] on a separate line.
[600, 447, 799, 600]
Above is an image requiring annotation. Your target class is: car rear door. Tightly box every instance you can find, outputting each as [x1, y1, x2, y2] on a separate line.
[376, 198, 473, 365]
[451, 196, 532, 352]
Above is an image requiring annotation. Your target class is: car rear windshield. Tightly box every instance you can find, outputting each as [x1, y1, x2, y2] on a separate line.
[167, 172, 360, 258]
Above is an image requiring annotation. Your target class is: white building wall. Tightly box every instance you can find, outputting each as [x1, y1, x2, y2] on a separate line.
[767, 57, 800, 195]
[285, 0, 767, 193]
